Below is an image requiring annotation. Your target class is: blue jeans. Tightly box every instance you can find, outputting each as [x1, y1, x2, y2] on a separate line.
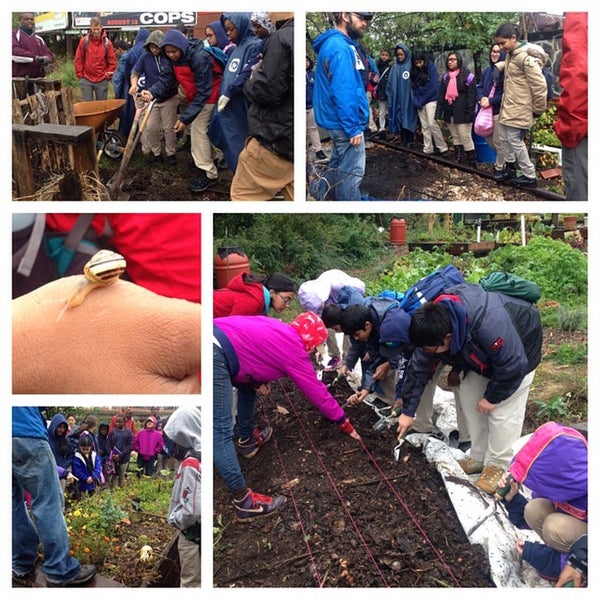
[316, 129, 365, 200]
[213, 344, 249, 493]
[13, 437, 82, 581]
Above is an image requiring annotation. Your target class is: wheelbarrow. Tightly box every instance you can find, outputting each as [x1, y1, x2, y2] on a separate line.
[73, 99, 127, 160]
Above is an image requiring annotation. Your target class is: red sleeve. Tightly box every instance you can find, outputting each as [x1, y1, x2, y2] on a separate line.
[554, 12, 588, 147]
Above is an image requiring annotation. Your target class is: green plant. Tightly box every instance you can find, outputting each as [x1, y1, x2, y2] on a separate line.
[557, 306, 587, 331]
[553, 343, 587, 365]
[534, 395, 569, 421]
[213, 513, 231, 547]
[533, 104, 560, 147]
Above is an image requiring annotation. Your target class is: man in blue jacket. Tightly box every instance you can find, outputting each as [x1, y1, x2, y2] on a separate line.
[398, 284, 542, 495]
[312, 12, 373, 200]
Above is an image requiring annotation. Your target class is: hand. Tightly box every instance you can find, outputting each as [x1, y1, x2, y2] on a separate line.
[217, 95, 230, 112]
[36, 56, 49, 65]
[480, 97, 490, 108]
[476, 398, 496, 414]
[340, 365, 351, 377]
[338, 417, 361, 440]
[373, 361, 390, 381]
[129, 85, 138, 96]
[255, 383, 271, 396]
[87, 476, 93, 484]
[106, 71, 114, 80]
[173, 119, 186, 134]
[515, 539, 525, 556]
[12, 277, 201, 394]
[391, 399, 403, 417]
[396, 413, 414, 439]
[496, 472, 519, 502]
[66, 473, 78, 484]
[556, 564, 583, 587]
[346, 388, 369, 406]
[349, 134, 362, 146]
[140, 90, 153, 102]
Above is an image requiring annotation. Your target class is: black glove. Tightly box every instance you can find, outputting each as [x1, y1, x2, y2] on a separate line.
[36, 56, 49, 65]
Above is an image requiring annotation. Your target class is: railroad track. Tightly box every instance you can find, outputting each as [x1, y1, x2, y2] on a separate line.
[371, 136, 566, 201]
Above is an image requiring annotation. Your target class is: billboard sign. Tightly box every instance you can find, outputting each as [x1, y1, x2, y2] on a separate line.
[72, 12, 197, 29]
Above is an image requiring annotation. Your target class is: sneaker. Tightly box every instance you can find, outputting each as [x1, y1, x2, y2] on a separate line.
[237, 426, 273, 458]
[475, 464, 504, 494]
[151, 154, 163, 163]
[438, 150, 450, 158]
[189, 171, 218, 193]
[166, 155, 177, 166]
[46, 564, 96, 587]
[324, 356, 342, 371]
[233, 488, 286, 523]
[315, 150, 327, 161]
[492, 167, 506, 181]
[457, 456, 484, 475]
[511, 174, 537, 186]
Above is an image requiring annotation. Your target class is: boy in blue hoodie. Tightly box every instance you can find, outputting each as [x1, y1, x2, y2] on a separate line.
[312, 12, 372, 200]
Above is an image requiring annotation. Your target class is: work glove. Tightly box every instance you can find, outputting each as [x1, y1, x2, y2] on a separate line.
[217, 95, 230, 112]
[36, 56, 49, 65]
[338, 417, 361, 440]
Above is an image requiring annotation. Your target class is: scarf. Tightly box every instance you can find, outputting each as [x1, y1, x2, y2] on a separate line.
[445, 69, 459, 104]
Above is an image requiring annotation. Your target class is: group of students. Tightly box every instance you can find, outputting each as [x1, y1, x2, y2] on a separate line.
[47, 408, 182, 496]
[213, 263, 587, 586]
[308, 12, 587, 200]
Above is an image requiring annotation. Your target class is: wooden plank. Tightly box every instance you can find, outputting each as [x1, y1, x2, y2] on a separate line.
[11, 128, 35, 197]
[12, 123, 95, 144]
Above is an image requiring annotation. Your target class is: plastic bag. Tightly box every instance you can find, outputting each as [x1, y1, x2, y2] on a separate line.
[474, 105, 494, 137]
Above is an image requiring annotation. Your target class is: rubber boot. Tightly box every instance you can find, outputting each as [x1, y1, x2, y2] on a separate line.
[454, 145, 464, 164]
[466, 149, 477, 167]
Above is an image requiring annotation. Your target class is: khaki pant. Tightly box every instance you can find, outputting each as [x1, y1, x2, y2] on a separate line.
[177, 531, 200, 587]
[524, 498, 588, 553]
[230, 137, 293, 201]
[454, 369, 535, 468]
[190, 102, 218, 179]
[446, 120, 475, 151]
[145, 94, 179, 157]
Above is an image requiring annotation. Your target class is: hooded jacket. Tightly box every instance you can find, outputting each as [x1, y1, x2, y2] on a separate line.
[133, 416, 165, 461]
[214, 316, 345, 424]
[148, 29, 214, 125]
[402, 283, 542, 416]
[47, 413, 73, 469]
[410, 56, 440, 110]
[312, 28, 369, 138]
[386, 43, 418, 133]
[131, 30, 168, 92]
[207, 19, 230, 52]
[476, 47, 505, 116]
[165, 407, 201, 532]
[245, 17, 294, 162]
[298, 269, 365, 314]
[497, 42, 548, 128]
[213, 272, 269, 317]
[74, 29, 117, 82]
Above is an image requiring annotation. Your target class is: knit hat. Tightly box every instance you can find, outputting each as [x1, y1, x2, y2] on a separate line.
[251, 12, 276, 34]
[265, 272, 296, 293]
[291, 312, 328, 351]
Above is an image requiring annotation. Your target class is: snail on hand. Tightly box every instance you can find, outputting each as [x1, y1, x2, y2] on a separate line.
[56, 249, 127, 321]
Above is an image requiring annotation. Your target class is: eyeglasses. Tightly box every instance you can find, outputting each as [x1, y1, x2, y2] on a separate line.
[276, 293, 294, 306]
[351, 13, 370, 22]
[490, 50, 501, 54]
[447, 57, 458, 62]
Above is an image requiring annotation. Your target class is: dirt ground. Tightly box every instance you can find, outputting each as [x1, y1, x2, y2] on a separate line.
[308, 143, 560, 201]
[213, 371, 494, 588]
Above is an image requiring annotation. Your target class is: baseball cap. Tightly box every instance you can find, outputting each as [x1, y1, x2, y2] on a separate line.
[354, 12, 373, 19]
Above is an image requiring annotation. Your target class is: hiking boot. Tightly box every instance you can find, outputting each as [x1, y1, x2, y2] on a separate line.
[466, 150, 477, 167]
[151, 154, 163, 163]
[237, 426, 273, 458]
[511, 174, 537, 186]
[315, 150, 327, 161]
[475, 464, 504, 494]
[166, 154, 178, 166]
[324, 356, 342, 371]
[492, 167, 507, 181]
[189, 171, 218, 193]
[233, 489, 286, 523]
[46, 564, 96, 587]
[457, 456, 484, 475]
[454, 145, 464, 164]
[438, 150, 450, 158]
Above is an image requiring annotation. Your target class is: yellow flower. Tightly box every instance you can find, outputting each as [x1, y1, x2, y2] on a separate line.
[84, 547, 90, 554]
[73, 509, 82, 517]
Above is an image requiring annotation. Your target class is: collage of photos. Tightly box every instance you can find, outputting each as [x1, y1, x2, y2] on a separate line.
[9, 8, 589, 593]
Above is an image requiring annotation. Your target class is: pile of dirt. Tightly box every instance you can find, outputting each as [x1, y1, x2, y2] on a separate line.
[213, 372, 494, 588]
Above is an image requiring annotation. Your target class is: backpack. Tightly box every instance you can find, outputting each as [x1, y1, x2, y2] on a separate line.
[12, 214, 116, 299]
[82, 35, 110, 61]
[399, 264, 466, 314]
[478, 271, 541, 304]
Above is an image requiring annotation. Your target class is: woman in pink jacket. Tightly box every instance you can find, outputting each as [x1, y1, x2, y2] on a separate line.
[213, 312, 360, 523]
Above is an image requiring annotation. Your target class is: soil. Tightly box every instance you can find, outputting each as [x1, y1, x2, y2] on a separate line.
[213, 372, 494, 588]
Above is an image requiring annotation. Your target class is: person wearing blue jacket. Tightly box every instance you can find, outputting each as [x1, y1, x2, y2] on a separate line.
[476, 43, 506, 179]
[386, 43, 418, 147]
[312, 12, 372, 200]
[13, 407, 96, 586]
[207, 12, 262, 174]
[410, 50, 449, 156]
[399, 284, 542, 495]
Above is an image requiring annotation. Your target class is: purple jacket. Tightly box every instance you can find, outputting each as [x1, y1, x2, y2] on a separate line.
[133, 426, 165, 461]
[509, 421, 587, 521]
[214, 315, 345, 423]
